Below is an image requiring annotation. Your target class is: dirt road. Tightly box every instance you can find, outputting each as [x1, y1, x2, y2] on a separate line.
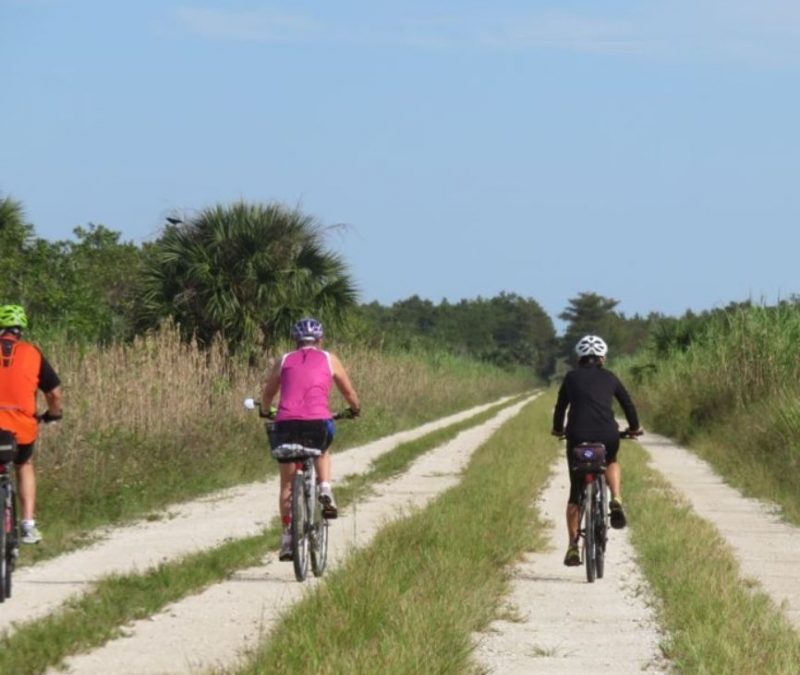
[52, 397, 535, 674]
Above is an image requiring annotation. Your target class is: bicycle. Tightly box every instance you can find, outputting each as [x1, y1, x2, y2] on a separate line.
[570, 429, 640, 583]
[0, 430, 20, 602]
[244, 399, 356, 582]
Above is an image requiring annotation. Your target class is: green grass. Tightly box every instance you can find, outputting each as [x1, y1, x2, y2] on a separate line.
[231, 395, 556, 674]
[627, 303, 800, 526]
[0, 395, 530, 675]
[624, 442, 800, 674]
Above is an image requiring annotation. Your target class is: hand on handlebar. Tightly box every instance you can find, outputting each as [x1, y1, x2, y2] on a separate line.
[335, 407, 360, 420]
[621, 427, 643, 438]
[38, 410, 63, 424]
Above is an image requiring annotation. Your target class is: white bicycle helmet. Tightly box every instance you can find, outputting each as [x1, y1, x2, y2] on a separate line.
[575, 334, 608, 358]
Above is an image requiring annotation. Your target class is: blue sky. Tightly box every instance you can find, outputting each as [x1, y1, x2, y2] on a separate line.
[3, 1, 800, 328]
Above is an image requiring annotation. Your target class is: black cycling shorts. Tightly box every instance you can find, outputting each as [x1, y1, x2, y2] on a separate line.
[270, 420, 333, 462]
[15, 442, 34, 466]
[565, 434, 620, 505]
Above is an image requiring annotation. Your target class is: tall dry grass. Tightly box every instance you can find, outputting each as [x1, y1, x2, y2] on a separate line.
[28, 325, 534, 557]
[626, 303, 800, 523]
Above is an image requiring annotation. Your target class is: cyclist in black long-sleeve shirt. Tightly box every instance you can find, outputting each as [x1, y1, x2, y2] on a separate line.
[552, 335, 642, 567]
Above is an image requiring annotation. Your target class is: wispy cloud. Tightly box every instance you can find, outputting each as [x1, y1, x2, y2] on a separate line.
[172, 3, 800, 67]
[477, 12, 649, 55]
[175, 7, 321, 43]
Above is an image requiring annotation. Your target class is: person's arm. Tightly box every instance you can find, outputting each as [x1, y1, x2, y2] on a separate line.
[330, 353, 360, 414]
[261, 358, 282, 411]
[43, 386, 63, 419]
[551, 379, 569, 435]
[614, 379, 641, 432]
[38, 356, 63, 420]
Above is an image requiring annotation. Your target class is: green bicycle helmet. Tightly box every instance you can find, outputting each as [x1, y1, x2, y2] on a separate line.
[0, 305, 28, 329]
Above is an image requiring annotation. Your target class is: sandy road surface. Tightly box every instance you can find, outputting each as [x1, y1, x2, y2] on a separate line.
[640, 431, 800, 629]
[473, 461, 667, 674]
[2, 396, 516, 634]
[52, 397, 537, 674]
[475, 428, 800, 673]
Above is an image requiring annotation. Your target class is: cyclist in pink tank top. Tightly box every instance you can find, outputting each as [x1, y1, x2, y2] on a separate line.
[261, 317, 360, 561]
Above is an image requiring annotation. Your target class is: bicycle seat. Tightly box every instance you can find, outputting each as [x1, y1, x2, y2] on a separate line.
[270, 443, 323, 462]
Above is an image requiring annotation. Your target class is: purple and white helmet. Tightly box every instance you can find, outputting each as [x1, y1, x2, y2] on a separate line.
[575, 334, 608, 358]
[291, 317, 324, 342]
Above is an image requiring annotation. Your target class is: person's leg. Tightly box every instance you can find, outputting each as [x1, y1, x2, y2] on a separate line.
[14, 444, 41, 543]
[316, 451, 337, 518]
[15, 460, 36, 521]
[278, 462, 295, 560]
[315, 420, 338, 518]
[605, 461, 621, 500]
[564, 440, 582, 566]
[279, 462, 295, 523]
[603, 437, 626, 528]
[314, 419, 334, 484]
[314, 451, 331, 484]
[566, 502, 580, 543]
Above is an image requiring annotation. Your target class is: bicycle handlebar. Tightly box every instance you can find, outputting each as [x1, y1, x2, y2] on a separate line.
[243, 398, 359, 420]
[36, 410, 62, 424]
[553, 428, 643, 441]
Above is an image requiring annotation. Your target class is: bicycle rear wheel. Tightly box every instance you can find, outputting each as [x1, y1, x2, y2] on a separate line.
[291, 472, 309, 582]
[583, 481, 597, 583]
[310, 485, 328, 577]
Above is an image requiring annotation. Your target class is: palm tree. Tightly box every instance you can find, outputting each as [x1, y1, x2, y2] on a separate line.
[139, 201, 358, 352]
[0, 195, 35, 302]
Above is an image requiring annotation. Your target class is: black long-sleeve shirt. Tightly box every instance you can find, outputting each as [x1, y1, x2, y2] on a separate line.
[552, 363, 639, 438]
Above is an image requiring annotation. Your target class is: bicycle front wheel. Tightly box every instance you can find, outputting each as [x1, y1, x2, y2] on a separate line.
[291, 472, 309, 582]
[310, 485, 328, 578]
[583, 480, 597, 583]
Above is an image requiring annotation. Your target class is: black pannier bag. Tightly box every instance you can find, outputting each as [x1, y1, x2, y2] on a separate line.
[0, 429, 17, 465]
[571, 443, 607, 473]
[268, 420, 330, 463]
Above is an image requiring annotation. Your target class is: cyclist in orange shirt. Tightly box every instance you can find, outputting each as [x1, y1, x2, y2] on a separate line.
[0, 305, 63, 544]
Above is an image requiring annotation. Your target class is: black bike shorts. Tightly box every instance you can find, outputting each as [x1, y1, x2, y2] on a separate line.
[15, 442, 34, 466]
[565, 434, 620, 505]
[270, 420, 333, 462]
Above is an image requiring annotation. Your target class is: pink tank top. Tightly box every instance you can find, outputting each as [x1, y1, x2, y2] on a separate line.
[275, 347, 333, 421]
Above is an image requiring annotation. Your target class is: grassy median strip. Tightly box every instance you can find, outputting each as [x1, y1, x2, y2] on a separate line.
[0, 395, 530, 675]
[335, 393, 529, 506]
[624, 442, 800, 674]
[231, 396, 556, 674]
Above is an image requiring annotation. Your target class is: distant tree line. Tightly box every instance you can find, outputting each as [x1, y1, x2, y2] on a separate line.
[2, 192, 691, 375]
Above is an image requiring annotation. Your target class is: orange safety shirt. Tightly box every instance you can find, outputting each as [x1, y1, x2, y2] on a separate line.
[0, 338, 43, 444]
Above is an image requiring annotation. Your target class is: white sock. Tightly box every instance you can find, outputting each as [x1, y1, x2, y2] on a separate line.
[22, 519, 35, 530]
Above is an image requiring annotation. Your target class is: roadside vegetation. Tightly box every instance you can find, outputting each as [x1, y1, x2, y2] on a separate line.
[626, 301, 800, 523]
[0, 396, 528, 675]
[624, 442, 800, 674]
[23, 325, 533, 563]
[232, 396, 555, 674]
